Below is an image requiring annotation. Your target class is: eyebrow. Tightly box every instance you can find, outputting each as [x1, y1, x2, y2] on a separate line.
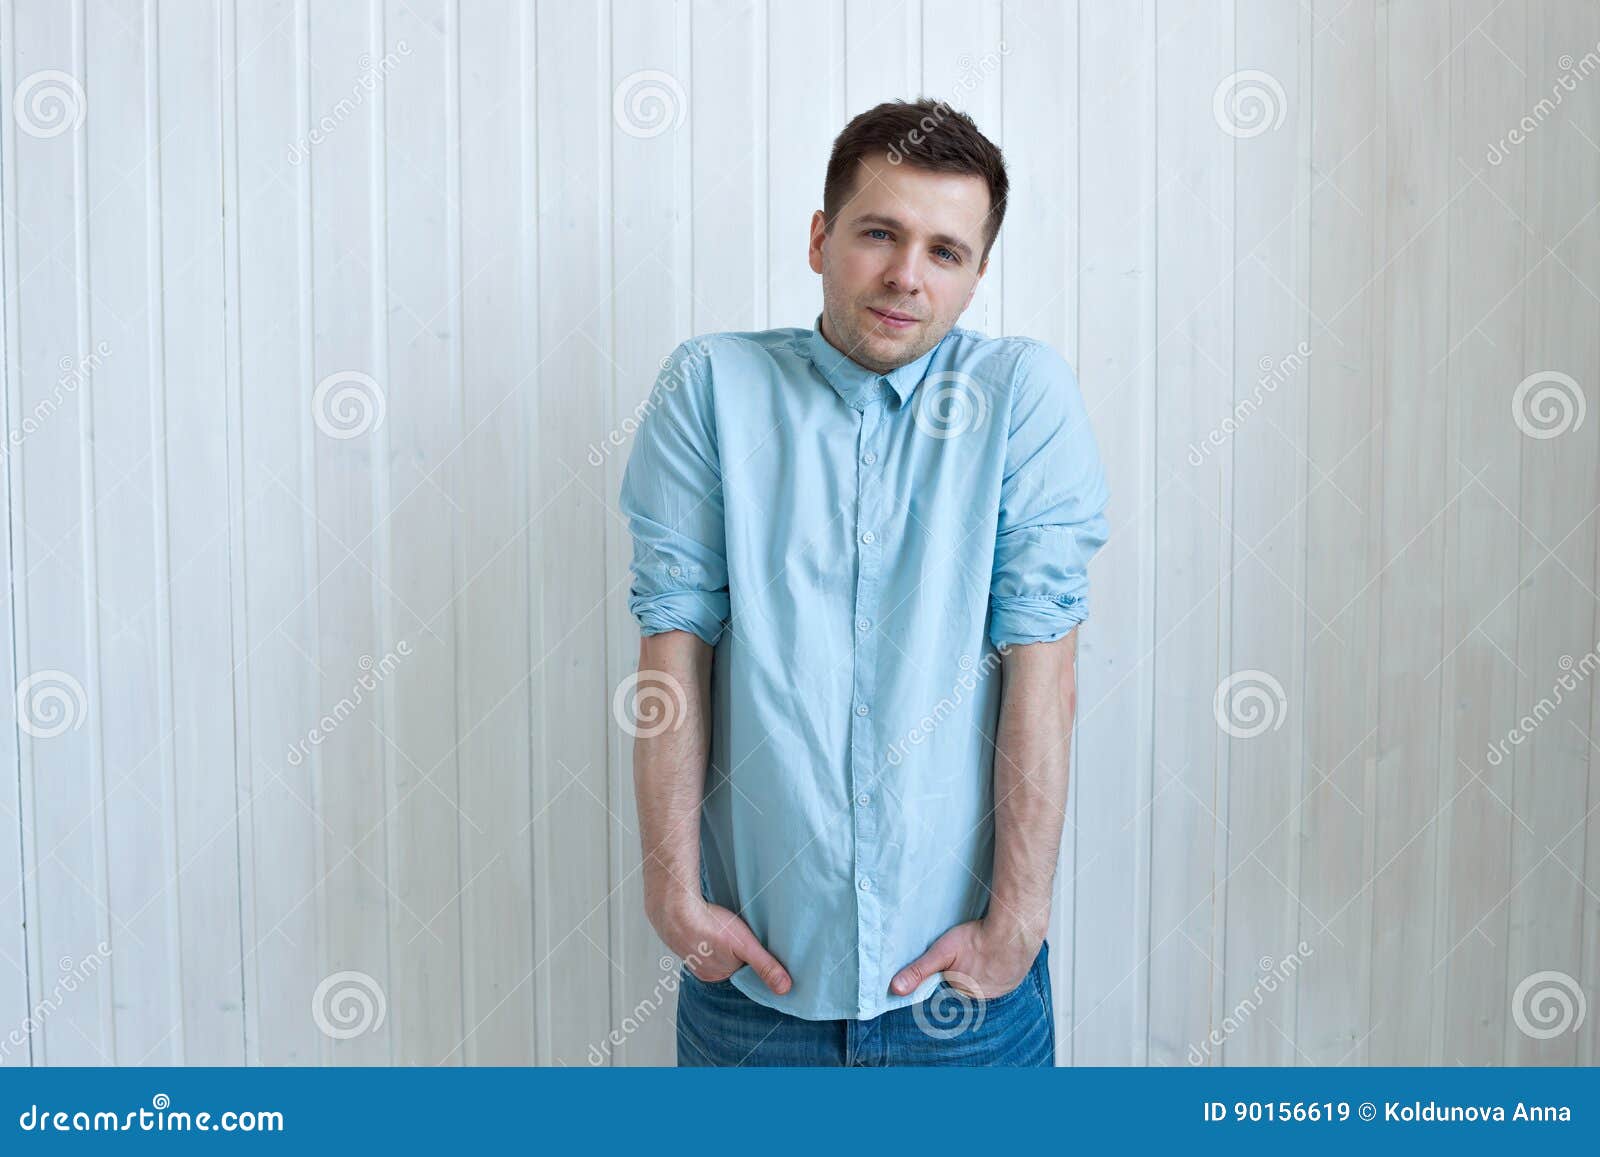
[850, 213, 975, 262]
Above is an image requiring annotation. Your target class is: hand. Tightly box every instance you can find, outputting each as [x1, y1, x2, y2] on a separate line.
[889, 916, 1040, 1002]
[652, 894, 792, 995]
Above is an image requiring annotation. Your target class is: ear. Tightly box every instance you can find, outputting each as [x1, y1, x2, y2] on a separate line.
[807, 210, 828, 275]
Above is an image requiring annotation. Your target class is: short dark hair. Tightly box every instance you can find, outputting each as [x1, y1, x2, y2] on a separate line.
[822, 98, 1008, 263]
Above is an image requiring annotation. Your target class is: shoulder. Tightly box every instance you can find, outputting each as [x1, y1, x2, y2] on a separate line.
[1001, 338, 1084, 421]
[939, 326, 1068, 381]
[653, 328, 806, 418]
[938, 328, 1079, 415]
[1001, 335, 1077, 395]
[968, 336, 1095, 457]
[670, 325, 810, 377]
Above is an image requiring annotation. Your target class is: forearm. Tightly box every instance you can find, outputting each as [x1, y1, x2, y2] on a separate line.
[633, 630, 714, 931]
[988, 632, 1078, 944]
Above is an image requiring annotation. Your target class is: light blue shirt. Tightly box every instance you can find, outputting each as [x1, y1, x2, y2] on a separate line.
[619, 314, 1109, 1020]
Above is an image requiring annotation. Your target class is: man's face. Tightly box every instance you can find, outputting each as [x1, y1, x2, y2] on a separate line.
[808, 152, 990, 374]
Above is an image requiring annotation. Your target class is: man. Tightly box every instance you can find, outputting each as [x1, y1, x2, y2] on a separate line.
[618, 98, 1109, 1066]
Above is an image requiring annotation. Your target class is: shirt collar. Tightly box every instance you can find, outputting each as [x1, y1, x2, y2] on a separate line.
[804, 312, 946, 410]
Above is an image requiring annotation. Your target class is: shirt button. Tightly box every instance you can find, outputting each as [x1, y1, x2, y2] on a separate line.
[857, 792, 871, 806]
[861, 530, 875, 544]
[858, 877, 872, 891]
[856, 704, 870, 716]
[857, 618, 870, 632]
[862, 451, 876, 465]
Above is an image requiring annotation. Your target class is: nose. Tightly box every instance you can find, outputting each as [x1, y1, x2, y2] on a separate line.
[883, 250, 923, 298]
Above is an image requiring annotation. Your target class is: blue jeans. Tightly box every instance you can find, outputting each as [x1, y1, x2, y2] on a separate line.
[676, 939, 1055, 1066]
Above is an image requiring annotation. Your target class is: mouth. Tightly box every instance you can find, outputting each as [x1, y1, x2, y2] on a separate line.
[866, 306, 920, 331]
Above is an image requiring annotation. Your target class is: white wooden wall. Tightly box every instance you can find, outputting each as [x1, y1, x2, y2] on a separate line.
[2, 0, 1598, 1067]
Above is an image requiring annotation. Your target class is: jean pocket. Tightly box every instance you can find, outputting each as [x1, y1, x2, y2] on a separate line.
[991, 976, 1036, 1008]
[938, 972, 1030, 1010]
[1029, 941, 1051, 1006]
[681, 965, 736, 992]
[943, 943, 1048, 1009]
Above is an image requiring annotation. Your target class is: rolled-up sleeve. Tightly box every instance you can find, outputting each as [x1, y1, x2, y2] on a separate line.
[987, 341, 1110, 649]
[618, 340, 731, 648]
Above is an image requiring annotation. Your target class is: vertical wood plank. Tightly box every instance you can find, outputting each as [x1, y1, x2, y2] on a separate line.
[454, 0, 536, 1066]
[0, 0, 44, 1071]
[1146, 0, 1234, 1069]
[85, 0, 175, 1065]
[1506, 0, 1600, 1068]
[844, 0, 920, 120]
[0, 75, 23, 1060]
[309, 0, 392, 1065]
[691, 0, 765, 333]
[768, 1, 843, 329]
[533, 0, 612, 1065]
[1222, 0, 1310, 1065]
[231, 0, 326, 1066]
[153, 0, 245, 1064]
[379, 0, 465, 1065]
[1369, 0, 1449, 1065]
[1436, 0, 1526, 1068]
[4, 0, 116, 1065]
[1074, 0, 1161, 1069]
[1298, 0, 1382, 1067]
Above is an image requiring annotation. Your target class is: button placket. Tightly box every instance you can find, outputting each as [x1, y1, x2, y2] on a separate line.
[848, 387, 888, 1014]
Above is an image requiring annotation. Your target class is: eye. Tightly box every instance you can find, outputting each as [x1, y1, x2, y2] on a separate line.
[866, 228, 891, 241]
[934, 246, 959, 264]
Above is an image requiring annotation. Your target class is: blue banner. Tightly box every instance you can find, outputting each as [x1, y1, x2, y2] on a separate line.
[1, 1066, 1595, 1151]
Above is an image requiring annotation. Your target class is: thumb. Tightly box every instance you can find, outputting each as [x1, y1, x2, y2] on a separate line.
[728, 922, 792, 996]
[891, 935, 959, 997]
